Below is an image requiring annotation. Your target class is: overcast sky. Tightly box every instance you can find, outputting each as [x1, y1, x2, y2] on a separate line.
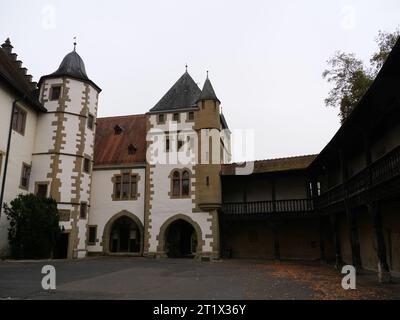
[1, 0, 399, 160]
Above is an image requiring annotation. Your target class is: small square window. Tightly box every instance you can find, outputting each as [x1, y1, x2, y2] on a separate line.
[20, 163, 31, 190]
[83, 158, 91, 173]
[87, 114, 94, 130]
[50, 86, 61, 101]
[80, 202, 87, 219]
[173, 113, 180, 122]
[88, 226, 97, 245]
[158, 114, 165, 123]
[188, 111, 194, 121]
[36, 184, 48, 198]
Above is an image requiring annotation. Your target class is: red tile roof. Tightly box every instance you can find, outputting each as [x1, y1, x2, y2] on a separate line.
[222, 154, 318, 175]
[94, 115, 147, 166]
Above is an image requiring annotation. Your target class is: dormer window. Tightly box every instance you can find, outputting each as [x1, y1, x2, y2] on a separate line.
[114, 125, 123, 135]
[128, 144, 137, 155]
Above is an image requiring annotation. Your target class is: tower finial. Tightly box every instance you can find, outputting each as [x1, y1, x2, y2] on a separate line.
[73, 36, 77, 51]
[185, 64, 188, 73]
[206, 70, 209, 79]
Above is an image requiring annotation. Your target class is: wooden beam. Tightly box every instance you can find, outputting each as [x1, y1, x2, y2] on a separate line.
[330, 213, 343, 269]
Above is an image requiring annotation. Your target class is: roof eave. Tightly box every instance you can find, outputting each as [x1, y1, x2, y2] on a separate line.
[38, 74, 102, 93]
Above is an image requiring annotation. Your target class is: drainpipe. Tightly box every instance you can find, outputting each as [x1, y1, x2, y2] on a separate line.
[0, 97, 22, 217]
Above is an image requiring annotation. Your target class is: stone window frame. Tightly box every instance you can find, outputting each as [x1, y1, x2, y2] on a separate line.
[172, 112, 180, 123]
[19, 162, 31, 190]
[111, 169, 141, 201]
[186, 111, 195, 122]
[87, 225, 98, 245]
[168, 168, 193, 199]
[49, 84, 63, 101]
[157, 113, 165, 124]
[12, 105, 27, 136]
[59, 209, 71, 222]
[80, 202, 88, 220]
[83, 157, 91, 174]
[165, 135, 170, 152]
[35, 181, 50, 198]
[87, 113, 95, 131]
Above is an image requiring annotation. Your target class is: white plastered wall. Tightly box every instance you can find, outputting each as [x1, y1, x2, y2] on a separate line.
[88, 168, 145, 252]
[147, 112, 214, 254]
[0, 87, 38, 256]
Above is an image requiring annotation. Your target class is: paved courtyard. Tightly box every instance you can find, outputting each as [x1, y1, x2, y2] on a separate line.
[0, 257, 399, 300]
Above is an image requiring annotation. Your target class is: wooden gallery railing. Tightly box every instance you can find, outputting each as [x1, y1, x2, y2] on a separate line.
[317, 145, 400, 209]
[222, 198, 314, 216]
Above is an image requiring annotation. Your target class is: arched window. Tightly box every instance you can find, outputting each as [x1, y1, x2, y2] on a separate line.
[172, 171, 181, 197]
[182, 171, 190, 196]
[171, 169, 191, 198]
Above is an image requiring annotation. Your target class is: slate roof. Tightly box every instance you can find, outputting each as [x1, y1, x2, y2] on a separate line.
[94, 115, 147, 166]
[222, 154, 318, 175]
[150, 71, 201, 112]
[39, 50, 101, 92]
[0, 39, 45, 112]
[50, 51, 89, 80]
[197, 77, 220, 103]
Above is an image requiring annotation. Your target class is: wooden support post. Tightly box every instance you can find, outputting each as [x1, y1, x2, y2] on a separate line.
[272, 223, 280, 261]
[319, 217, 326, 262]
[368, 202, 391, 283]
[271, 175, 277, 212]
[339, 149, 362, 269]
[345, 206, 362, 269]
[330, 213, 343, 269]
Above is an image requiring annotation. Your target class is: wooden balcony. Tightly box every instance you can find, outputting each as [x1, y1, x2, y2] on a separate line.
[317, 145, 400, 209]
[221, 198, 314, 217]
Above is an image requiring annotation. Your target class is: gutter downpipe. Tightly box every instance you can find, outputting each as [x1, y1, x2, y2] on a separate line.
[0, 97, 22, 217]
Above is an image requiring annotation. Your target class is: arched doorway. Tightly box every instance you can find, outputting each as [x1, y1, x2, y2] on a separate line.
[165, 219, 198, 258]
[109, 216, 141, 254]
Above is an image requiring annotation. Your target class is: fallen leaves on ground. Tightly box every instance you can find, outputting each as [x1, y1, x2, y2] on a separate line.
[258, 261, 395, 300]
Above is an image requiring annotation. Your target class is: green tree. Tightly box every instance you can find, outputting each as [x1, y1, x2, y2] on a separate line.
[323, 28, 399, 123]
[4, 194, 61, 259]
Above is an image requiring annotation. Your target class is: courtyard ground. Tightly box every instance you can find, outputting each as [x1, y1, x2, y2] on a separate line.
[0, 257, 399, 300]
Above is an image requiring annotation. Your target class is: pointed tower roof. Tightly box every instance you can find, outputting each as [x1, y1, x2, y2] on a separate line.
[150, 71, 201, 112]
[39, 47, 101, 92]
[49, 50, 89, 80]
[197, 74, 220, 103]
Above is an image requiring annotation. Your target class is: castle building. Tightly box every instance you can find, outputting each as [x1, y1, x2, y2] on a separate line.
[0, 38, 399, 282]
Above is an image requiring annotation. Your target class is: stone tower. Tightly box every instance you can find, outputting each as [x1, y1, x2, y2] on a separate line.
[32, 47, 101, 259]
[194, 75, 222, 211]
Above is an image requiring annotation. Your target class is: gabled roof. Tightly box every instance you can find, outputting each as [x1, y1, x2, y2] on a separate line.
[149, 71, 201, 113]
[0, 39, 45, 112]
[197, 77, 220, 103]
[222, 154, 318, 175]
[94, 115, 147, 166]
